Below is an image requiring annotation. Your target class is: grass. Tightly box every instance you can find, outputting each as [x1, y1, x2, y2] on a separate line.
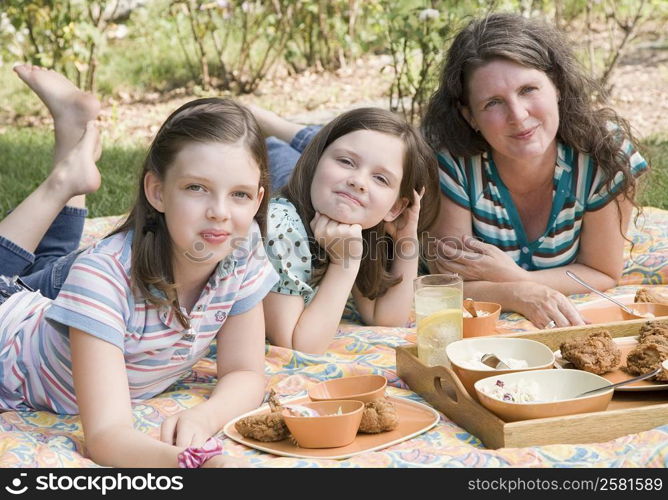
[0, 127, 144, 218]
[1, 127, 666, 218]
[637, 135, 668, 210]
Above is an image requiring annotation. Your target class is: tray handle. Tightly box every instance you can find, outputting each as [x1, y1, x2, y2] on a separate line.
[428, 364, 475, 409]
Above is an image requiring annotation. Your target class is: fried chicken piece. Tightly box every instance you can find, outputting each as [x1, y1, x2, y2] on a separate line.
[625, 342, 668, 382]
[634, 288, 668, 305]
[639, 334, 668, 348]
[267, 388, 283, 412]
[559, 330, 621, 375]
[234, 412, 290, 442]
[234, 389, 290, 442]
[358, 398, 399, 434]
[638, 320, 668, 344]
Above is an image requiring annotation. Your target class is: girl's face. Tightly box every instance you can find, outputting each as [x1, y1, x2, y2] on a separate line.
[310, 130, 407, 229]
[461, 59, 560, 167]
[145, 141, 264, 270]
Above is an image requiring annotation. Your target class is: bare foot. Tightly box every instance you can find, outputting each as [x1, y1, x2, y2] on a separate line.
[13, 64, 100, 130]
[47, 121, 102, 201]
[246, 103, 303, 143]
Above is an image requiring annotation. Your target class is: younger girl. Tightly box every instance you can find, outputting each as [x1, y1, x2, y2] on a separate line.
[0, 68, 277, 468]
[254, 107, 440, 354]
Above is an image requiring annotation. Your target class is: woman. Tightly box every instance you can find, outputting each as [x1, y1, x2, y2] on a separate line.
[422, 13, 648, 329]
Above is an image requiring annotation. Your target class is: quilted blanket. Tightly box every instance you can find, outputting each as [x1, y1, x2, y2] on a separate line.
[1, 208, 667, 468]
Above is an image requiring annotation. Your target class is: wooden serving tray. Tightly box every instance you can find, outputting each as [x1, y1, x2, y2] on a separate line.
[396, 320, 668, 449]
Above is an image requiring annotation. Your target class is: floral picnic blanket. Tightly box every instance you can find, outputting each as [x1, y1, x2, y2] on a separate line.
[1, 208, 667, 468]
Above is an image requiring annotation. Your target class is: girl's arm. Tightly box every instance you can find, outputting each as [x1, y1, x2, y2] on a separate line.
[70, 327, 185, 467]
[352, 189, 423, 326]
[264, 213, 362, 354]
[265, 261, 359, 354]
[159, 302, 266, 446]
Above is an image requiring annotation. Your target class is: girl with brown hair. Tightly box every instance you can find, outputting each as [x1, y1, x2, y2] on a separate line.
[251, 106, 440, 354]
[422, 13, 648, 329]
[0, 66, 277, 467]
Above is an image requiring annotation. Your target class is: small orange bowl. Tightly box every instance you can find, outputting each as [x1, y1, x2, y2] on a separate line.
[308, 375, 387, 403]
[463, 302, 502, 337]
[282, 400, 364, 448]
[621, 302, 668, 321]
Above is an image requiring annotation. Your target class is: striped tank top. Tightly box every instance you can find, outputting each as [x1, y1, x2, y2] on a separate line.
[437, 141, 648, 270]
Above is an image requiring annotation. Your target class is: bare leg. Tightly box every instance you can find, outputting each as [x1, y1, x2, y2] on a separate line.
[246, 104, 303, 143]
[0, 122, 101, 254]
[13, 64, 101, 209]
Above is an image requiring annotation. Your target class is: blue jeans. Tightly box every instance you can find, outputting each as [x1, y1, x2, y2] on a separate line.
[266, 125, 321, 192]
[0, 206, 86, 301]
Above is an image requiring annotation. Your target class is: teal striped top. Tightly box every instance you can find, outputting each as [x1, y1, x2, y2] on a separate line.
[437, 141, 648, 271]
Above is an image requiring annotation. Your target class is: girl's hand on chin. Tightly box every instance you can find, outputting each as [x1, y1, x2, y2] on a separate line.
[310, 211, 363, 267]
[385, 188, 424, 242]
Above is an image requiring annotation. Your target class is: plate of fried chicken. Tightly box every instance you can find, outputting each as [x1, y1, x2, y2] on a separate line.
[224, 388, 439, 459]
[554, 322, 668, 391]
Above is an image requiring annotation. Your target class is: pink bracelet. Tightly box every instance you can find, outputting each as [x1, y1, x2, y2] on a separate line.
[177, 437, 223, 468]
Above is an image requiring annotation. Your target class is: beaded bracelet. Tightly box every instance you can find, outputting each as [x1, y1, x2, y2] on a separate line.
[177, 437, 223, 468]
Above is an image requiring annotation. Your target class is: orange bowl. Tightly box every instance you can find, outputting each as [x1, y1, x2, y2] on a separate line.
[620, 302, 668, 321]
[282, 400, 364, 448]
[308, 375, 387, 403]
[463, 302, 501, 337]
[446, 338, 555, 399]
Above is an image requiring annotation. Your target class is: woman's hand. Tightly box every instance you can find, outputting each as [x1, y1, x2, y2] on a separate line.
[437, 235, 527, 282]
[385, 188, 424, 242]
[160, 406, 216, 448]
[310, 211, 363, 267]
[510, 282, 585, 328]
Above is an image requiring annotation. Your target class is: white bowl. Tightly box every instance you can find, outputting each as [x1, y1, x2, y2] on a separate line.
[446, 337, 555, 398]
[474, 369, 613, 422]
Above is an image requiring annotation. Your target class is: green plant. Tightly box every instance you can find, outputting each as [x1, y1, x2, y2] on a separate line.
[4, 0, 122, 91]
[282, 0, 385, 73]
[168, 0, 294, 93]
[383, 3, 459, 124]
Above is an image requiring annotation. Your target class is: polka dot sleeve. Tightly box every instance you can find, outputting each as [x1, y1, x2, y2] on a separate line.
[266, 198, 316, 304]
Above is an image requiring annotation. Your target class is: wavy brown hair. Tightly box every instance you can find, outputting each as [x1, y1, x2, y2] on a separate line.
[282, 107, 440, 300]
[422, 12, 645, 211]
[110, 98, 269, 327]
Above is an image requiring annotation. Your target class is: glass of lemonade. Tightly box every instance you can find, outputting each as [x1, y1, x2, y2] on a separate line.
[414, 274, 463, 367]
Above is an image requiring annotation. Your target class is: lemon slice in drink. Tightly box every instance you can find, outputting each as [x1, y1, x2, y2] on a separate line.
[417, 309, 461, 331]
[417, 309, 462, 366]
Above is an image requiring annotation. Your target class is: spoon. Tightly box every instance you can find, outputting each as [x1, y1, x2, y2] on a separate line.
[576, 359, 668, 397]
[480, 353, 510, 370]
[565, 271, 636, 315]
[464, 298, 478, 318]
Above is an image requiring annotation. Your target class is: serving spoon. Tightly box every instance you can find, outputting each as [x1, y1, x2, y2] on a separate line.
[576, 359, 668, 397]
[480, 353, 510, 370]
[464, 298, 478, 318]
[565, 270, 637, 315]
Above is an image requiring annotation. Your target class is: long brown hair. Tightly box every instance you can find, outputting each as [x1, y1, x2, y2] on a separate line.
[422, 13, 644, 210]
[282, 107, 440, 300]
[111, 98, 269, 326]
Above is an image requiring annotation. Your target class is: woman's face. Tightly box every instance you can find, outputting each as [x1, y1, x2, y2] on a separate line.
[461, 59, 560, 166]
